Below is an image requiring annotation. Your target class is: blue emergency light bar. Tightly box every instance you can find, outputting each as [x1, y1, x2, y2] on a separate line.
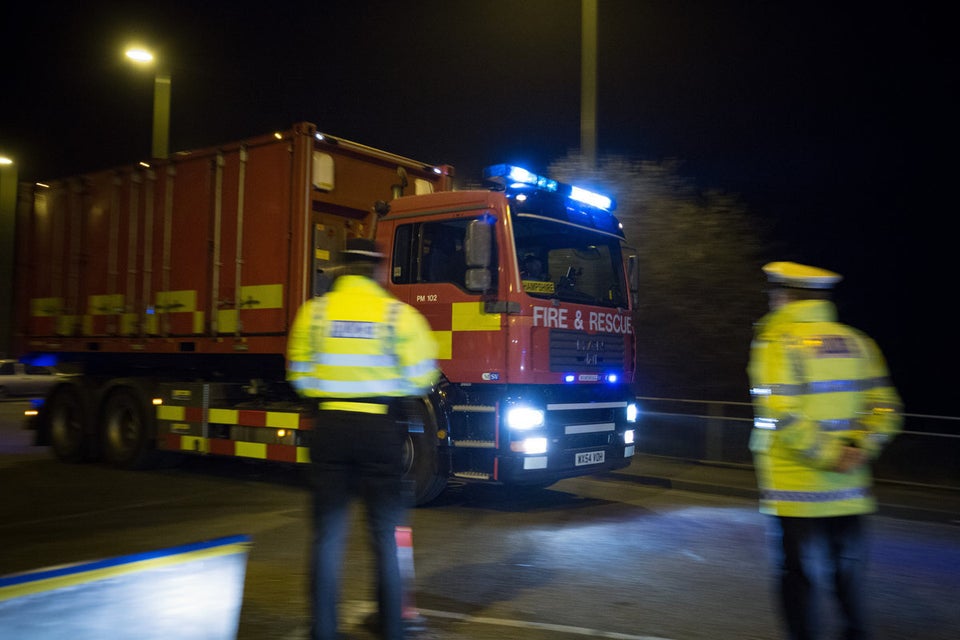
[564, 373, 621, 384]
[483, 164, 616, 212]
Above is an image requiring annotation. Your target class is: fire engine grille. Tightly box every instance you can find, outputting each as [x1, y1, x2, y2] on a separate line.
[546, 402, 621, 449]
[563, 431, 614, 449]
[549, 329, 626, 372]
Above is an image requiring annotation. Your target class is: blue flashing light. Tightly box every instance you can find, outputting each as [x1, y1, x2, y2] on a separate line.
[483, 164, 615, 212]
[484, 164, 558, 192]
[570, 186, 613, 212]
[21, 353, 59, 367]
[562, 373, 622, 383]
[511, 166, 558, 192]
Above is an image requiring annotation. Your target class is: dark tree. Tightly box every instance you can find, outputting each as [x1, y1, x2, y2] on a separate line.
[549, 154, 769, 401]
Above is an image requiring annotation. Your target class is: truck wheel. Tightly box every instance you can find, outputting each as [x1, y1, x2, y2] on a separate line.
[400, 398, 448, 506]
[101, 389, 155, 469]
[48, 386, 91, 463]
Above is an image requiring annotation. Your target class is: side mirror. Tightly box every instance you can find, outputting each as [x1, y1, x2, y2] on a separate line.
[464, 218, 493, 292]
[464, 219, 492, 268]
[627, 254, 639, 307]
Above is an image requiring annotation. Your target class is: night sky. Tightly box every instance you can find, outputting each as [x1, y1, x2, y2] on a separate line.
[2, 1, 955, 414]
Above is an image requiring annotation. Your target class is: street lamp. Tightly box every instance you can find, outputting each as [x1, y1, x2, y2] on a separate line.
[580, 0, 598, 168]
[0, 154, 17, 356]
[125, 46, 171, 159]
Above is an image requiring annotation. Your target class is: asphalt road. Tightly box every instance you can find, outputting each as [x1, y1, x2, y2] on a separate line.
[1, 400, 958, 640]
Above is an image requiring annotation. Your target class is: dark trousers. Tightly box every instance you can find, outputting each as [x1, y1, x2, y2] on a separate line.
[773, 515, 868, 640]
[309, 409, 406, 640]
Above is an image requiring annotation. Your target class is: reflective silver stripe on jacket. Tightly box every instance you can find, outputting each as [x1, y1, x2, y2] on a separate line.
[317, 353, 398, 368]
[754, 417, 778, 430]
[762, 487, 871, 503]
[752, 416, 851, 432]
[751, 376, 893, 398]
[869, 433, 891, 447]
[817, 418, 855, 431]
[807, 379, 860, 394]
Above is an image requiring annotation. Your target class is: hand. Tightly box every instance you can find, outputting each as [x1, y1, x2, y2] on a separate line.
[833, 445, 868, 473]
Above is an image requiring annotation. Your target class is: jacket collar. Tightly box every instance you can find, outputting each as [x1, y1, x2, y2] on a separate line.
[331, 274, 387, 296]
[756, 299, 838, 334]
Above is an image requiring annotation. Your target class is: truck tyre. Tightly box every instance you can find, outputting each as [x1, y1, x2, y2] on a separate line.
[101, 388, 156, 469]
[400, 398, 448, 506]
[48, 386, 92, 463]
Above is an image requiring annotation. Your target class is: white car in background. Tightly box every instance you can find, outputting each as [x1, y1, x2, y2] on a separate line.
[0, 360, 62, 398]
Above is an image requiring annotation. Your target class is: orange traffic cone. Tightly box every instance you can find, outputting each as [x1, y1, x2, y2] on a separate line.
[395, 526, 426, 630]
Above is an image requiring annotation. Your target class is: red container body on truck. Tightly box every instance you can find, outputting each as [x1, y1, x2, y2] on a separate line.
[14, 123, 639, 505]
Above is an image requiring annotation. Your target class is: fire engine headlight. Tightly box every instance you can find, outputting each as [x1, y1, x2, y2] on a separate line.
[507, 407, 545, 430]
[510, 437, 548, 454]
[626, 402, 639, 423]
[522, 437, 548, 455]
[624, 429, 635, 445]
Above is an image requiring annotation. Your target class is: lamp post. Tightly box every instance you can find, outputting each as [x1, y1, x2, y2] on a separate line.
[125, 47, 170, 159]
[580, 0, 598, 169]
[0, 155, 17, 356]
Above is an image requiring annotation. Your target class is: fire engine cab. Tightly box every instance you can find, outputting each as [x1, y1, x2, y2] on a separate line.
[371, 163, 639, 502]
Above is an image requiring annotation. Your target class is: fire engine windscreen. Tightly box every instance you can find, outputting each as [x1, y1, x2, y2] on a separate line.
[513, 213, 629, 308]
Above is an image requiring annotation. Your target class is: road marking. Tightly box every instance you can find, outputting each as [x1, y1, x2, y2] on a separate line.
[680, 549, 705, 562]
[418, 609, 675, 640]
[339, 600, 675, 640]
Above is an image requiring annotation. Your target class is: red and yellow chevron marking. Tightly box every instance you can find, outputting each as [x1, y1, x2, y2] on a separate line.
[156, 405, 313, 463]
[423, 301, 503, 361]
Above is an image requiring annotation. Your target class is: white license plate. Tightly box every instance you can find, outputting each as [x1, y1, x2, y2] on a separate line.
[575, 450, 605, 466]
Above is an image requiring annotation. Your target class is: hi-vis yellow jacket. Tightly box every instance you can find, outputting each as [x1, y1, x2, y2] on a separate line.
[748, 299, 903, 517]
[287, 275, 439, 410]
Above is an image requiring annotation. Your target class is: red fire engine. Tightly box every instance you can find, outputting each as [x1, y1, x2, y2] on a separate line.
[14, 123, 639, 504]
